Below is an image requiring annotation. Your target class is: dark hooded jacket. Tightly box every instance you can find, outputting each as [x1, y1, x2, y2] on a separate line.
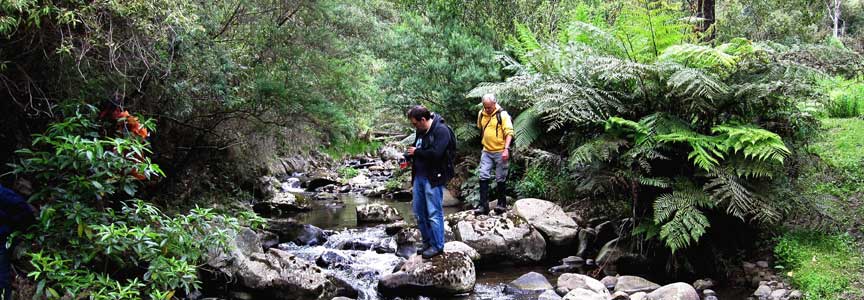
[410, 113, 455, 187]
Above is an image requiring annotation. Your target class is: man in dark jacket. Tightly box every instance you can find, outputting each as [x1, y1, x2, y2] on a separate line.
[1, 181, 36, 300]
[406, 105, 454, 259]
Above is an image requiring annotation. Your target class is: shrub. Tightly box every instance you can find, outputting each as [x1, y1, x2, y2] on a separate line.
[10, 105, 263, 299]
[337, 166, 360, 179]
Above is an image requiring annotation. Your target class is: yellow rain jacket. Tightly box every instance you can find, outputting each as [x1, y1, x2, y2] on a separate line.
[477, 104, 514, 152]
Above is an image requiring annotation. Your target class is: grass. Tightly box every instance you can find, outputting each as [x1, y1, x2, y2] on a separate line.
[774, 230, 863, 300]
[820, 77, 864, 118]
[323, 139, 382, 159]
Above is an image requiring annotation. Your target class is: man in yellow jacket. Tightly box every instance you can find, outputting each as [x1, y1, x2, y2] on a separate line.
[475, 93, 514, 215]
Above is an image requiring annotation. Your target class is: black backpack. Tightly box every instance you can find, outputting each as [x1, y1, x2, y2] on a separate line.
[427, 116, 457, 181]
[477, 109, 506, 137]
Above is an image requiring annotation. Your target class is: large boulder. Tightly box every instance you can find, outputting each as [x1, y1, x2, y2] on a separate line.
[556, 273, 609, 297]
[356, 203, 403, 223]
[513, 198, 579, 246]
[378, 252, 476, 296]
[505, 272, 553, 295]
[443, 188, 460, 207]
[614, 276, 661, 294]
[562, 288, 606, 300]
[253, 192, 310, 217]
[646, 282, 699, 300]
[448, 211, 546, 264]
[206, 228, 344, 300]
[444, 241, 481, 262]
[266, 219, 327, 246]
[347, 174, 372, 188]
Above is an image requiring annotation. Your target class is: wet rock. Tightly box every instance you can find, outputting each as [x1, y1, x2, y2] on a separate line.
[787, 290, 802, 299]
[562, 256, 585, 266]
[356, 203, 403, 223]
[629, 292, 647, 300]
[449, 211, 546, 264]
[549, 264, 581, 273]
[364, 186, 387, 197]
[331, 297, 355, 300]
[556, 273, 609, 297]
[316, 192, 339, 201]
[514, 198, 579, 246]
[378, 252, 476, 296]
[614, 275, 660, 294]
[206, 228, 338, 300]
[562, 288, 606, 300]
[703, 289, 716, 296]
[753, 284, 771, 298]
[646, 282, 699, 300]
[388, 191, 413, 201]
[256, 176, 281, 197]
[259, 231, 279, 251]
[443, 188, 460, 207]
[385, 221, 407, 235]
[444, 241, 480, 262]
[539, 289, 563, 300]
[596, 239, 648, 276]
[293, 224, 327, 246]
[576, 228, 596, 258]
[253, 192, 310, 217]
[610, 291, 630, 300]
[770, 288, 788, 299]
[756, 261, 770, 268]
[306, 177, 340, 191]
[316, 251, 352, 269]
[348, 174, 372, 188]
[594, 221, 618, 246]
[378, 144, 403, 161]
[504, 272, 553, 295]
[265, 219, 327, 246]
[693, 278, 715, 291]
[601, 276, 618, 290]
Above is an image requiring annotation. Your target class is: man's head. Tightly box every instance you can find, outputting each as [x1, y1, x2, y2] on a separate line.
[481, 94, 497, 114]
[407, 105, 433, 131]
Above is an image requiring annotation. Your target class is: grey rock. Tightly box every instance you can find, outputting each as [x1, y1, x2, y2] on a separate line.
[601, 276, 618, 290]
[787, 290, 802, 299]
[703, 289, 717, 296]
[753, 285, 771, 297]
[444, 241, 481, 262]
[506, 272, 553, 293]
[549, 264, 581, 273]
[443, 188, 460, 207]
[557, 273, 609, 296]
[449, 210, 546, 263]
[356, 203, 403, 223]
[645, 282, 699, 300]
[253, 192, 310, 217]
[594, 220, 618, 246]
[514, 198, 579, 246]
[562, 256, 585, 266]
[629, 292, 647, 300]
[562, 288, 606, 300]
[316, 250, 352, 269]
[703, 296, 718, 300]
[614, 275, 661, 294]
[610, 291, 630, 300]
[756, 261, 770, 268]
[770, 289, 787, 300]
[378, 252, 476, 296]
[539, 289, 563, 300]
[577, 228, 596, 257]
[693, 278, 715, 291]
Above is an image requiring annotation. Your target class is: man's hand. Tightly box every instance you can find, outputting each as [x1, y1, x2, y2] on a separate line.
[407, 147, 416, 156]
[502, 149, 509, 162]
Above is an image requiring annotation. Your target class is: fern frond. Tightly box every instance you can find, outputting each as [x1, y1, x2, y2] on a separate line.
[564, 21, 627, 58]
[513, 107, 543, 150]
[569, 136, 628, 166]
[665, 67, 730, 102]
[703, 168, 781, 224]
[656, 126, 725, 172]
[659, 43, 738, 73]
[654, 183, 715, 253]
[712, 123, 790, 164]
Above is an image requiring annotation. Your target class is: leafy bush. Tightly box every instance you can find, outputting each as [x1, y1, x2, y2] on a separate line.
[10, 105, 262, 299]
[324, 140, 383, 159]
[774, 230, 863, 300]
[821, 77, 864, 118]
[337, 166, 360, 179]
[515, 164, 551, 199]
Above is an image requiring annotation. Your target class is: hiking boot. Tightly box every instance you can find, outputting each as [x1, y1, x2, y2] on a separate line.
[493, 181, 507, 214]
[421, 247, 442, 259]
[474, 180, 490, 215]
[416, 243, 431, 255]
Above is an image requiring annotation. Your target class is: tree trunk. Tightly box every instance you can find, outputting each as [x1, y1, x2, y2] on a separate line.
[697, 0, 716, 41]
[827, 0, 842, 38]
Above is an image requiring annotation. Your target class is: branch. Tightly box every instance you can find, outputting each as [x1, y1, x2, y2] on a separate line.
[212, 2, 244, 39]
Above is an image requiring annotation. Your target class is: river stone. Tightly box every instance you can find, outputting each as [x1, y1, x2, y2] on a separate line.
[601, 276, 618, 290]
[753, 284, 771, 297]
[557, 273, 609, 296]
[206, 227, 340, 300]
[576, 228, 596, 258]
[505, 272, 553, 294]
[444, 241, 480, 261]
[266, 220, 327, 246]
[356, 203, 403, 223]
[595, 221, 618, 246]
[348, 174, 372, 188]
[385, 221, 407, 235]
[443, 188, 460, 207]
[253, 192, 310, 217]
[377, 251, 476, 296]
[562, 256, 585, 266]
[610, 291, 630, 300]
[614, 275, 660, 294]
[549, 264, 581, 273]
[331, 297, 354, 300]
[538, 289, 563, 300]
[630, 292, 647, 300]
[787, 290, 802, 299]
[513, 198, 579, 246]
[449, 210, 546, 263]
[316, 250, 352, 269]
[693, 278, 715, 291]
[513, 199, 579, 244]
[770, 289, 788, 299]
[646, 282, 699, 300]
[562, 288, 606, 300]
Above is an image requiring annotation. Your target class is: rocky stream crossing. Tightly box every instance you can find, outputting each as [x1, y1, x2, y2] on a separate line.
[199, 149, 804, 300]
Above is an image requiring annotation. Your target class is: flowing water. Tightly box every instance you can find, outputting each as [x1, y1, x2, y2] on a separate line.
[281, 192, 750, 300]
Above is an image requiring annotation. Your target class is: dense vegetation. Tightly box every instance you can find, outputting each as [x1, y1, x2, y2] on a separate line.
[2, 0, 863, 299]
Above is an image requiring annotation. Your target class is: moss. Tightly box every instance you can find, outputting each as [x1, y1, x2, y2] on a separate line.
[775, 230, 864, 300]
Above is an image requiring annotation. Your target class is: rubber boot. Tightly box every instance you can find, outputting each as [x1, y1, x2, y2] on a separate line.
[474, 180, 490, 215]
[494, 181, 507, 214]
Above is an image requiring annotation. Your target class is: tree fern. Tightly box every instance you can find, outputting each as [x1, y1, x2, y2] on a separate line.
[664, 66, 730, 111]
[658, 44, 738, 75]
[712, 123, 790, 163]
[512, 107, 543, 151]
[703, 169, 780, 224]
[654, 182, 715, 253]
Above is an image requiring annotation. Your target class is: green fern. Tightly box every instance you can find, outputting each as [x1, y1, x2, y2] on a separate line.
[512, 107, 543, 150]
[712, 124, 790, 163]
[704, 169, 780, 224]
[654, 182, 716, 253]
[659, 44, 738, 74]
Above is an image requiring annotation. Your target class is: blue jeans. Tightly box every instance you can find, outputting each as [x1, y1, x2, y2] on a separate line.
[412, 176, 445, 251]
